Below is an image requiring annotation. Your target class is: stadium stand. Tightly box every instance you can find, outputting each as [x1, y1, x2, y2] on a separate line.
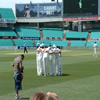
[90, 32, 100, 39]
[43, 28, 63, 38]
[70, 40, 86, 47]
[0, 8, 15, 19]
[0, 39, 13, 46]
[34, 40, 68, 47]
[13, 39, 33, 46]
[0, 27, 17, 37]
[15, 27, 40, 38]
[86, 41, 100, 47]
[66, 31, 88, 39]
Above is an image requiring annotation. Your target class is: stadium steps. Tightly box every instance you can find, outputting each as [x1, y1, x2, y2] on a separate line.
[11, 39, 16, 46]
[85, 32, 91, 46]
[87, 32, 91, 40]
[63, 32, 66, 40]
[32, 40, 36, 46]
[13, 29, 20, 39]
[40, 30, 43, 40]
[68, 40, 71, 46]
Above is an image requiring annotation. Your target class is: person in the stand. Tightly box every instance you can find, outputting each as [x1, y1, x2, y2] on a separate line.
[24, 41, 28, 54]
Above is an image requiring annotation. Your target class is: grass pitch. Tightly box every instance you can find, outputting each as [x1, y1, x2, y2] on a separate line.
[0, 48, 100, 100]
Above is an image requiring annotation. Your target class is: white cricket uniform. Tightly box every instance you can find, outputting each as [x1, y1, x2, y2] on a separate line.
[53, 48, 57, 76]
[36, 48, 43, 76]
[56, 48, 62, 76]
[93, 43, 97, 57]
[54, 48, 62, 76]
[43, 48, 49, 76]
[48, 48, 54, 76]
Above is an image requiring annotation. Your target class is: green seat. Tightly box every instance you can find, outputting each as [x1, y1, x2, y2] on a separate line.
[0, 27, 17, 37]
[0, 8, 15, 19]
[71, 41, 86, 47]
[0, 39, 13, 46]
[90, 32, 100, 38]
[15, 27, 40, 38]
[34, 40, 68, 47]
[66, 31, 88, 39]
[43, 28, 63, 38]
[13, 39, 33, 46]
[86, 41, 100, 47]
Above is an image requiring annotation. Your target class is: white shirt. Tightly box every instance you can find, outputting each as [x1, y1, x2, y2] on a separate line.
[37, 48, 42, 58]
[93, 43, 97, 49]
[43, 48, 49, 58]
[48, 48, 54, 59]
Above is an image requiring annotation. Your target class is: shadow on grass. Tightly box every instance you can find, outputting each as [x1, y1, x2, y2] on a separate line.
[62, 74, 70, 76]
[20, 97, 29, 100]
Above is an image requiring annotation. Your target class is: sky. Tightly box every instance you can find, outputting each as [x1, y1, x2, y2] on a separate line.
[0, 0, 62, 14]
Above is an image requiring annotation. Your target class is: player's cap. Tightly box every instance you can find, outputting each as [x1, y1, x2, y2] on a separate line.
[53, 44, 56, 47]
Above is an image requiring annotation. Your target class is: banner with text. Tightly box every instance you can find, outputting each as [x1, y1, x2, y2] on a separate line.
[39, 3, 62, 17]
[16, 3, 62, 18]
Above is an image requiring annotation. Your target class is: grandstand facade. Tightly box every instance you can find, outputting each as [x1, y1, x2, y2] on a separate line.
[0, 0, 100, 49]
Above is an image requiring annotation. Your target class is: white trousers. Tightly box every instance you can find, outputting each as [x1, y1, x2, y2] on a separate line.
[37, 57, 43, 76]
[49, 57, 54, 75]
[58, 56, 62, 75]
[94, 48, 97, 56]
[53, 55, 56, 76]
[43, 56, 49, 76]
[55, 56, 62, 76]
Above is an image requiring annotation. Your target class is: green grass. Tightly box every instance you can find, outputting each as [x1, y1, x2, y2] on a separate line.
[0, 49, 100, 100]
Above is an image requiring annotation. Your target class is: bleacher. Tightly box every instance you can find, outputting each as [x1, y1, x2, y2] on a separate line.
[0, 39, 13, 46]
[15, 27, 40, 38]
[86, 41, 100, 47]
[0, 8, 15, 19]
[35, 40, 68, 47]
[70, 40, 86, 47]
[0, 27, 17, 37]
[43, 28, 63, 38]
[13, 39, 33, 46]
[90, 32, 100, 39]
[66, 31, 88, 39]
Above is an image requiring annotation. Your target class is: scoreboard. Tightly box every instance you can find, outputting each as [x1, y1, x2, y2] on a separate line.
[63, 0, 98, 17]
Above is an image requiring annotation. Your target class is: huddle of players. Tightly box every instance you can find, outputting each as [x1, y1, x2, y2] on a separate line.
[36, 44, 62, 76]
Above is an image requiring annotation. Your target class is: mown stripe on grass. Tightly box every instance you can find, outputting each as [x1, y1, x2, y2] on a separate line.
[0, 75, 100, 100]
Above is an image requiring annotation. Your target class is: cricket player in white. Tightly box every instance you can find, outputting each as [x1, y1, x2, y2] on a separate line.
[52, 45, 56, 76]
[48, 45, 54, 76]
[43, 47, 49, 76]
[53, 45, 62, 76]
[92, 42, 97, 57]
[36, 45, 43, 76]
[56, 48, 62, 76]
